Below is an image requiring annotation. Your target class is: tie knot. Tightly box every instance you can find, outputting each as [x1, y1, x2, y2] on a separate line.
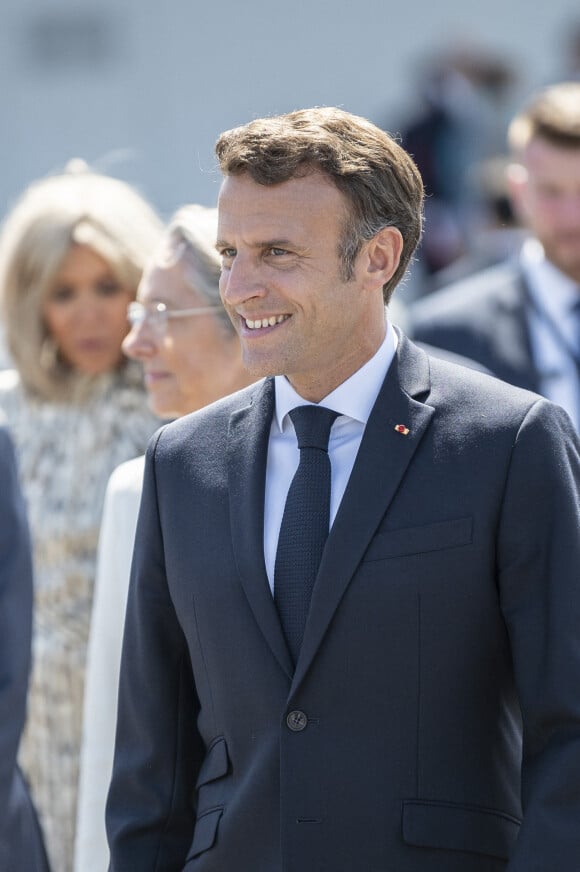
[289, 405, 338, 451]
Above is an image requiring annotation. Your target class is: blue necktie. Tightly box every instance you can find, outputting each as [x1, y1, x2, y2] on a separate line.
[274, 405, 338, 664]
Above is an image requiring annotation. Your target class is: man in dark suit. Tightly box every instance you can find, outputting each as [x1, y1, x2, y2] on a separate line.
[0, 424, 50, 872]
[410, 81, 580, 431]
[107, 107, 580, 871]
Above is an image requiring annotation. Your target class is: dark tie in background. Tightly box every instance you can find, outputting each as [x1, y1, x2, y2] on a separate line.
[274, 405, 338, 664]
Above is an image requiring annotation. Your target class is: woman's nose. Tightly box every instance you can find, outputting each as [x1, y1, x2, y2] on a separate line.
[122, 319, 158, 359]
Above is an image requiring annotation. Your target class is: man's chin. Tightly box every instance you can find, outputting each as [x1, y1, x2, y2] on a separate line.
[241, 353, 285, 379]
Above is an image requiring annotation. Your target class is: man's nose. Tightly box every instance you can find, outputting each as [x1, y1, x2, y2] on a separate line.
[220, 254, 266, 306]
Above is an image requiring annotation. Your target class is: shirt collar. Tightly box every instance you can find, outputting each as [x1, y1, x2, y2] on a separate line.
[520, 238, 580, 318]
[274, 318, 397, 432]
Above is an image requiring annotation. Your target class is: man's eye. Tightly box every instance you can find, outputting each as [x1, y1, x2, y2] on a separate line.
[220, 248, 236, 259]
[269, 247, 288, 256]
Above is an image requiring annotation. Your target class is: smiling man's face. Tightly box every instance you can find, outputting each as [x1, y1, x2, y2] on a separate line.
[217, 171, 388, 402]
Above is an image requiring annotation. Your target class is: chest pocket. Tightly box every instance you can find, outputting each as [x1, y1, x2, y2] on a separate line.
[363, 517, 473, 562]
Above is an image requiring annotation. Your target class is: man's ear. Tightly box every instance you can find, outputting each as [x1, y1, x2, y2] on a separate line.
[362, 227, 404, 292]
[505, 162, 529, 222]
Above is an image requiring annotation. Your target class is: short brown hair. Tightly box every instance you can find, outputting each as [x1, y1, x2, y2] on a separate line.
[215, 107, 424, 302]
[508, 81, 580, 154]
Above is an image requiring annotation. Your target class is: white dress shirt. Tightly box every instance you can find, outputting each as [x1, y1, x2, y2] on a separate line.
[264, 320, 397, 593]
[520, 238, 580, 430]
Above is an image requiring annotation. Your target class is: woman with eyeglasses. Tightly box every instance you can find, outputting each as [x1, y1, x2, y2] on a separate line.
[75, 204, 252, 872]
[0, 162, 163, 872]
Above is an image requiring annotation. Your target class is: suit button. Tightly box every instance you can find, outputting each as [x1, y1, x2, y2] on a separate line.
[286, 710, 308, 731]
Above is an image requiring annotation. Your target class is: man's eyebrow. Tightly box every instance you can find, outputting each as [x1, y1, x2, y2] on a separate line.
[215, 238, 306, 251]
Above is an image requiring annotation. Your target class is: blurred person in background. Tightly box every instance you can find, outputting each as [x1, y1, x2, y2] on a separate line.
[410, 81, 580, 431]
[0, 421, 49, 872]
[75, 204, 252, 872]
[399, 45, 516, 296]
[430, 155, 527, 288]
[556, 18, 580, 81]
[0, 162, 163, 872]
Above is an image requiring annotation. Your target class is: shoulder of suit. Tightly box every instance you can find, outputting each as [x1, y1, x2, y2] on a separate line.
[409, 261, 522, 327]
[424, 347, 543, 416]
[154, 378, 269, 444]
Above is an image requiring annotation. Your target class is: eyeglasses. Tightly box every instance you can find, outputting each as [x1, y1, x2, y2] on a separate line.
[127, 300, 223, 335]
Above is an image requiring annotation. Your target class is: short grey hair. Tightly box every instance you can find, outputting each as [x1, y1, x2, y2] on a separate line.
[153, 204, 233, 333]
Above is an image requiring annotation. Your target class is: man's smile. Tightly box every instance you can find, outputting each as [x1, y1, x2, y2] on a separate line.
[243, 314, 290, 330]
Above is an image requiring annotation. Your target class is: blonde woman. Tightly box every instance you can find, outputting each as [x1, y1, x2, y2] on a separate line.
[0, 163, 163, 872]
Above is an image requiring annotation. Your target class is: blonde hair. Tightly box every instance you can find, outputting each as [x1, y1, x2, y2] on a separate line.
[0, 162, 163, 400]
[507, 81, 580, 155]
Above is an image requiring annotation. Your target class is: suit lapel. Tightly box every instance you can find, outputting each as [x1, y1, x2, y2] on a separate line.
[495, 272, 540, 393]
[227, 378, 294, 679]
[291, 335, 435, 693]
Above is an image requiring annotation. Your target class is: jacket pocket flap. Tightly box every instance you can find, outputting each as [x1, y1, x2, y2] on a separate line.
[195, 737, 229, 788]
[402, 799, 520, 860]
[365, 517, 472, 562]
[188, 807, 223, 859]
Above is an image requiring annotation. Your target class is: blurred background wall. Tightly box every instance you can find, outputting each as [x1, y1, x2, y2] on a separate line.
[2, 0, 579, 218]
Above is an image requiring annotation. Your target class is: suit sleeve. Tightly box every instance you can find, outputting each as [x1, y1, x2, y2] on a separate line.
[0, 427, 34, 833]
[106, 432, 205, 872]
[497, 399, 580, 870]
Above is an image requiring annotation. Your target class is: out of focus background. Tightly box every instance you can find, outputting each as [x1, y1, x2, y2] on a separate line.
[3, 7, 580, 872]
[2, 0, 580, 294]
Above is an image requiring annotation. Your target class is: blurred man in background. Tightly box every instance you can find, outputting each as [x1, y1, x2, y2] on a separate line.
[410, 81, 580, 431]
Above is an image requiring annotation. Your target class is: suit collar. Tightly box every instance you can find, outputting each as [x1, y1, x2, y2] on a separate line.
[475, 263, 540, 393]
[504, 270, 542, 393]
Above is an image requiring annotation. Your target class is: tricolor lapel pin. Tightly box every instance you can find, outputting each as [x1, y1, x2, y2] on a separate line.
[394, 424, 410, 435]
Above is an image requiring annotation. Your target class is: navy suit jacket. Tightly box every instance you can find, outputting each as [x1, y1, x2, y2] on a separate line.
[107, 334, 580, 872]
[409, 261, 541, 393]
[0, 426, 50, 872]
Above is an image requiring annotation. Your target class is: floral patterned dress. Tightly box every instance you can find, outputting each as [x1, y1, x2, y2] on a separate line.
[0, 363, 160, 872]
